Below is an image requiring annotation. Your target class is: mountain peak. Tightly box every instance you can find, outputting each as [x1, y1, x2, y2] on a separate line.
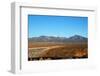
[69, 35, 87, 40]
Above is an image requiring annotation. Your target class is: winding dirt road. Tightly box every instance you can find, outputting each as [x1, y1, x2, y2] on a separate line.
[28, 46, 65, 58]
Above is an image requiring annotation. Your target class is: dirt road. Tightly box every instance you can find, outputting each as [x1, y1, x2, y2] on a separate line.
[28, 46, 65, 58]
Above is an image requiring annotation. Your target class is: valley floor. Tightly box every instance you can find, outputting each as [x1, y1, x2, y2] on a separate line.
[28, 42, 88, 61]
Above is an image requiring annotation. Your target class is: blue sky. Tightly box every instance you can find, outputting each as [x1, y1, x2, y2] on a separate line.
[28, 15, 88, 38]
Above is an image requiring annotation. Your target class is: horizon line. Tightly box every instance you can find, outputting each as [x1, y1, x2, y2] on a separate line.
[28, 34, 88, 38]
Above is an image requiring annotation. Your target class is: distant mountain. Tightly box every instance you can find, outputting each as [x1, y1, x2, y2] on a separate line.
[68, 35, 87, 41]
[28, 35, 87, 43]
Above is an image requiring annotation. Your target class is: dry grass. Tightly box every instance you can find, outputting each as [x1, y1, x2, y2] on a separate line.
[28, 42, 88, 61]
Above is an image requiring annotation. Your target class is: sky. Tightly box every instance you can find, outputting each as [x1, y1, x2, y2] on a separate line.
[28, 15, 88, 38]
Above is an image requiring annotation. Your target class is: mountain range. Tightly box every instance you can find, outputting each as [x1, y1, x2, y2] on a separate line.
[28, 35, 87, 42]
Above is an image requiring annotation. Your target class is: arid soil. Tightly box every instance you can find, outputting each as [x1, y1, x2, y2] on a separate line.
[28, 42, 88, 61]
